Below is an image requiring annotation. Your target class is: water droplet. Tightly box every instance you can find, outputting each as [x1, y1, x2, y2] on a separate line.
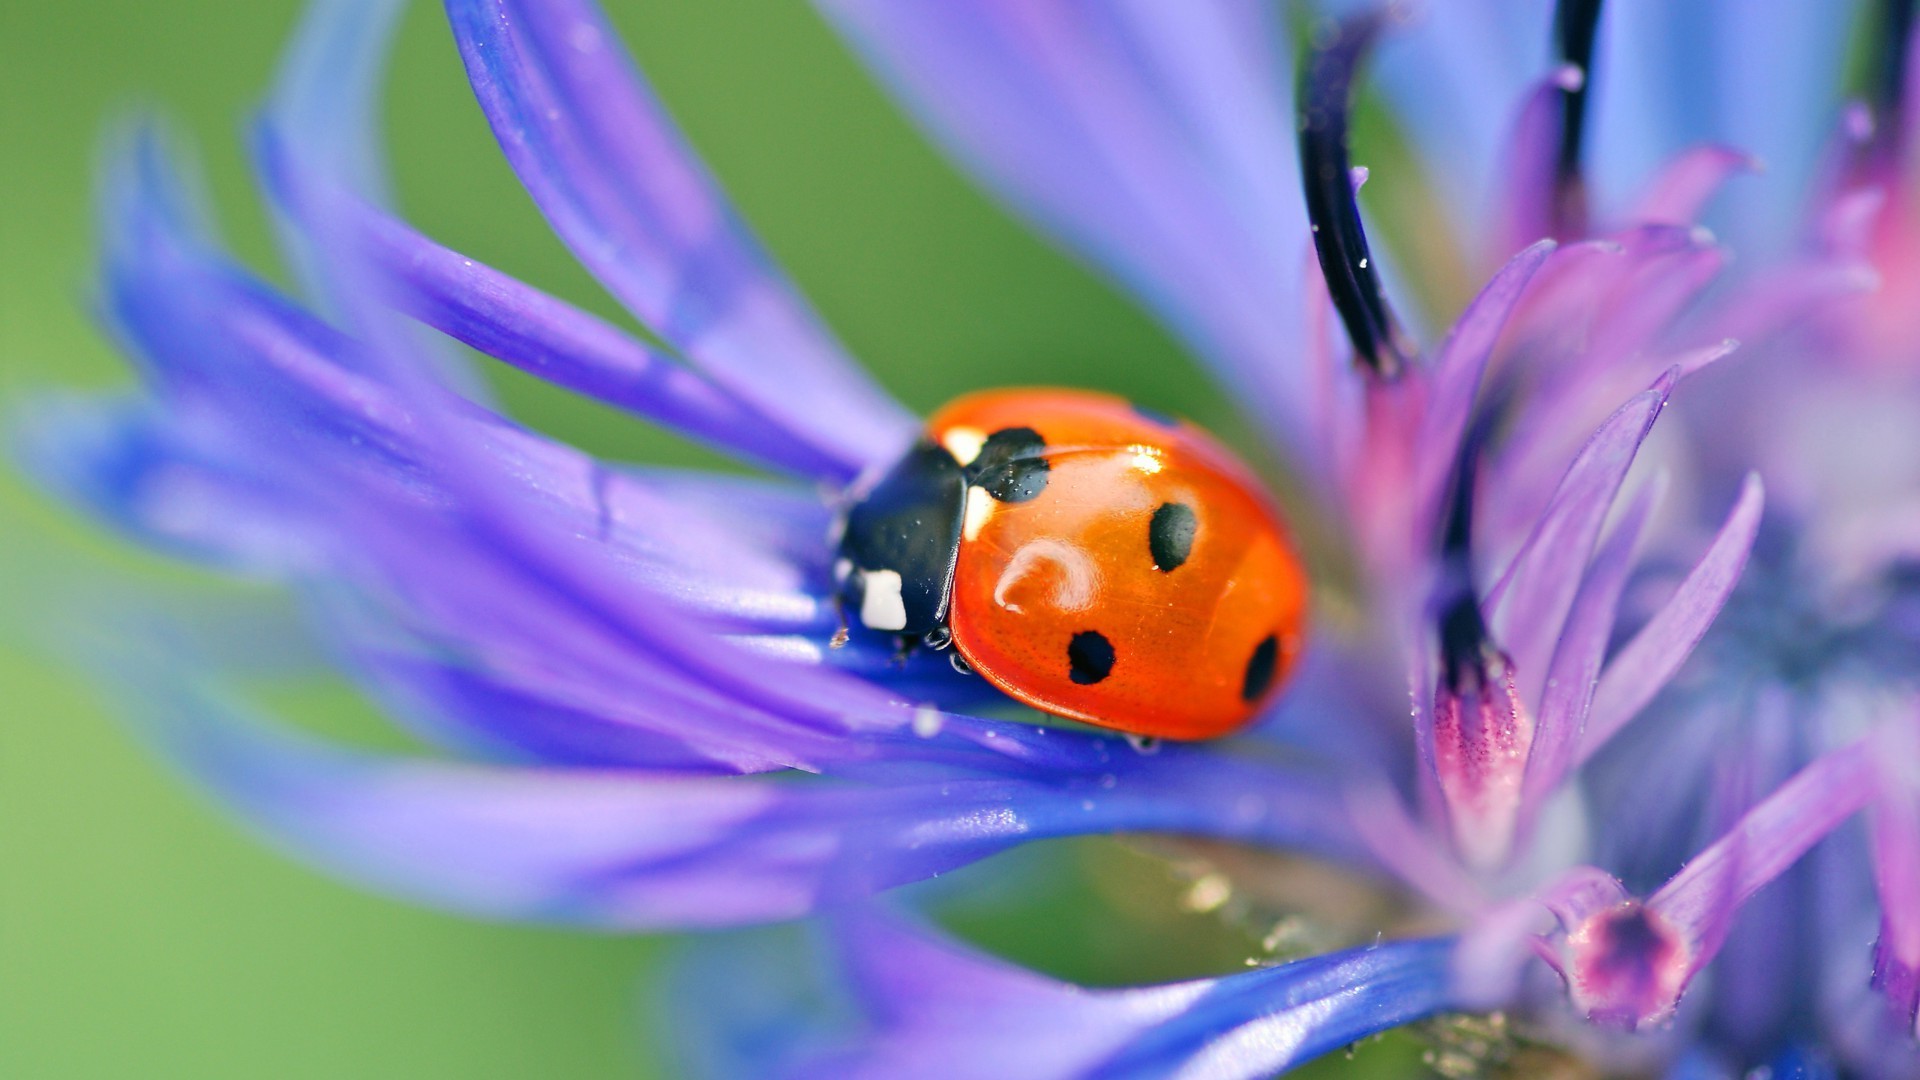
[1098, 773, 1118, 789]
[1124, 734, 1161, 755]
[1181, 873, 1232, 913]
[911, 705, 943, 738]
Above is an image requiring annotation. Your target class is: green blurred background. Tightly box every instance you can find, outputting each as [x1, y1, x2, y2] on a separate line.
[0, 3, 1424, 1077]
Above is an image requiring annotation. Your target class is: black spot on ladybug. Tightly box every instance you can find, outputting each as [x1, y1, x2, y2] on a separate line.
[1129, 400, 1179, 427]
[1067, 630, 1116, 685]
[1242, 634, 1280, 702]
[969, 426, 1049, 502]
[1148, 502, 1198, 571]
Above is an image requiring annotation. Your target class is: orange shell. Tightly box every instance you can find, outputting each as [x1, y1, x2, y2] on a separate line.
[931, 389, 1308, 740]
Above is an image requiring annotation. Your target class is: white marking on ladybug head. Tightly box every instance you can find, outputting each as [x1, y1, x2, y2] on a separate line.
[963, 484, 995, 541]
[858, 568, 909, 631]
[942, 426, 987, 468]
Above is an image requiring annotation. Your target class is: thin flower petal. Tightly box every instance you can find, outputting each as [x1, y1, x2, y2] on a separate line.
[259, 0, 860, 475]
[1869, 717, 1920, 1035]
[1489, 66, 1586, 256]
[443, 0, 915, 476]
[351, 206, 850, 476]
[676, 912, 1460, 1079]
[1413, 238, 1557, 534]
[1627, 144, 1759, 227]
[1579, 473, 1766, 763]
[1316, 0, 1549, 235]
[1546, 738, 1879, 1027]
[819, 0, 1314, 454]
[1517, 476, 1659, 818]
[1486, 373, 1670, 704]
[1589, 0, 1862, 255]
[1648, 737, 1878, 973]
[112, 655, 1383, 929]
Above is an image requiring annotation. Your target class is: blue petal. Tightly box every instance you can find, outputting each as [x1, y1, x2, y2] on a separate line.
[1589, 0, 1862, 255]
[819, 0, 1316, 458]
[441, 0, 915, 478]
[1315, 0, 1551, 239]
[257, 1, 854, 475]
[675, 912, 1459, 1078]
[347, 207, 848, 475]
[109, 650, 1380, 929]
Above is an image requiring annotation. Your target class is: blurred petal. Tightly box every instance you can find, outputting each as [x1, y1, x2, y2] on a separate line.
[1627, 144, 1759, 227]
[1580, 474, 1766, 762]
[116, 657, 1383, 929]
[678, 912, 1459, 1079]
[1316, 0, 1550, 236]
[444, 0, 915, 477]
[1547, 738, 1878, 1027]
[1517, 476, 1658, 818]
[1413, 240, 1556, 536]
[1869, 716, 1920, 1035]
[353, 206, 850, 476]
[820, 0, 1315, 455]
[1589, 0, 1862, 255]
[1487, 372, 1670, 704]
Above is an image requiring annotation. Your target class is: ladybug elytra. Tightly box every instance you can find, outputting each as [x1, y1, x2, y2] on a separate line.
[835, 388, 1307, 741]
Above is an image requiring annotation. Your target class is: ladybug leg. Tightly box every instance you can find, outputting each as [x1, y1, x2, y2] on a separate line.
[890, 634, 920, 665]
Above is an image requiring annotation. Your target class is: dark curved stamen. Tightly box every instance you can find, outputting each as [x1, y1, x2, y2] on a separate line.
[1873, 0, 1918, 155]
[1552, 0, 1604, 236]
[1299, 13, 1409, 379]
[1436, 412, 1497, 692]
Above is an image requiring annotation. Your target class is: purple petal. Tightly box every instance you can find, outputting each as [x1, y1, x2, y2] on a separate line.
[443, 0, 914, 475]
[1579, 473, 1766, 763]
[351, 206, 851, 476]
[1319, 0, 1550, 236]
[1547, 739, 1879, 1029]
[1454, 864, 1626, 1006]
[1540, 748, 1861, 1034]
[1423, 377, 1669, 871]
[1489, 67, 1584, 257]
[1414, 238, 1557, 535]
[260, 0, 860, 476]
[1626, 145, 1758, 227]
[77, 141, 935, 771]
[819, 0, 1314, 454]
[266, 0, 405, 209]
[1481, 227, 1730, 546]
[678, 912, 1459, 1079]
[1430, 654, 1532, 870]
[1486, 374, 1671, 703]
[1869, 718, 1920, 1036]
[117, 660, 1383, 929]
[1517, 477, 1659, 820]
[1648, 738, 1878, 976]
[1589, 0, 1862, 257]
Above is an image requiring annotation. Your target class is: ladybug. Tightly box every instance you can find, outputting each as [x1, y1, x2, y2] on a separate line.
[834, 388, 1308, 740]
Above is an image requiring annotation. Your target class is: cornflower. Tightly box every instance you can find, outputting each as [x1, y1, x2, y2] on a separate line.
[20, 0, 1920, 1076]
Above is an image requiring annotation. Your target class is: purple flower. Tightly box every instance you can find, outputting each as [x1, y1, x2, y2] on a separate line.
[21, 0, 1920, 1075]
